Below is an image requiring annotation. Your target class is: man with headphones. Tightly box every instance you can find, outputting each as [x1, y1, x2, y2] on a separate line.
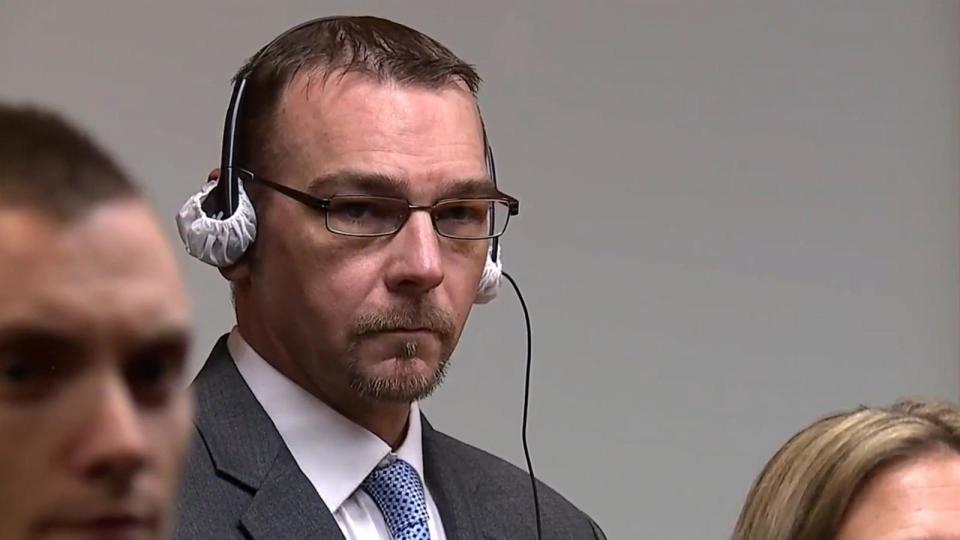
[175, 16, 603, 539]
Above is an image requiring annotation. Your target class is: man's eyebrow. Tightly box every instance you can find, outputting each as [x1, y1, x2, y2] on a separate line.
[436, 178, 501, 199]
[127, 325, 192, 363]
[0, 325, 84, 357]
[307, 171, 408, 197]
[136, 325, 192, 349]
[307, 171, 501, 199]
[0, 324, 191, 354]
[0, 324, 76, 347]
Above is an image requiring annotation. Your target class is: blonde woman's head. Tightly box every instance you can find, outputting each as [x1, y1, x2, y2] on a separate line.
[734, 399, 960, 540]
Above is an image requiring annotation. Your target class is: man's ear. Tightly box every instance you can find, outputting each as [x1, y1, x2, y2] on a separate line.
[206, 166, 254, 284]
[218, 259, 250, 284]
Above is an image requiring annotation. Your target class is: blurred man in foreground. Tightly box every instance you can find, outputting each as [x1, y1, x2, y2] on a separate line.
[0, 103, 193, 539]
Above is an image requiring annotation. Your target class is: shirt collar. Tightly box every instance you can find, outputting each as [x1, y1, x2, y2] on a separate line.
[227, 327, 426, 511]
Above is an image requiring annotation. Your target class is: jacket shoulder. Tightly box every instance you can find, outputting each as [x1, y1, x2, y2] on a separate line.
[427, 429, 606, 539]
[174, 425, 252, 539]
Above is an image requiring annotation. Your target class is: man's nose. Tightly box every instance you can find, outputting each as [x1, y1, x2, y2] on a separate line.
[383, 210, 445, 297]
[68, 375, 148, 487]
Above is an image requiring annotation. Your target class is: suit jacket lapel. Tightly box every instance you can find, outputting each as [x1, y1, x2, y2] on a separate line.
[240, 456, 344, 540]
[422, 417, 509, 540]
[193, 336, 345, 540]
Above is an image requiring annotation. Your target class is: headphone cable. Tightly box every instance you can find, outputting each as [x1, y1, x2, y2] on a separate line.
[502, 270, 543, 540]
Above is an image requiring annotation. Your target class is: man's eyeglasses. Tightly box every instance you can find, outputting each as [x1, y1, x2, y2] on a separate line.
[237, 169, 519, 239]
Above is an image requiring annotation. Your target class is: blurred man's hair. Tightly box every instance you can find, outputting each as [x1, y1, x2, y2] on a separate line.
[734, 398, 960, 540]
[234, 15, 482, 178]
[0, 102, 138, 220]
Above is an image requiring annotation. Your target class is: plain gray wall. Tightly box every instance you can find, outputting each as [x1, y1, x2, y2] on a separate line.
[2, 2, 958, 537]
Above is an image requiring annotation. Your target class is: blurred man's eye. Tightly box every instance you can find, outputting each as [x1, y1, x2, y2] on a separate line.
[126, 340, 187, 406]
[1, 357, 54, 383]
[0, 338, 72, 403]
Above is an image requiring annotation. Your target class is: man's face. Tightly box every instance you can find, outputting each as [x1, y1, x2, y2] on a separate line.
[0, 200, 192, 540]
[242, 73, 490, 404]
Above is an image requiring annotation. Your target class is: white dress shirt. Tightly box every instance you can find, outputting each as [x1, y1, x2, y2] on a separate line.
[228, 329, 447, 540]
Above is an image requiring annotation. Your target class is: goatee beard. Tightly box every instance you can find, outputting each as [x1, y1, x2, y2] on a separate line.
[346, 303, 456, 402]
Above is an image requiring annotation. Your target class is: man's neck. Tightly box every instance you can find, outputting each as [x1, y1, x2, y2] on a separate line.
[333, 399, 411, 449]
[234, 318, 412, 447]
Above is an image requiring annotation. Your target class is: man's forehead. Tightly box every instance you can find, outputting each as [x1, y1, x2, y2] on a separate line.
[0, 203, 189, 333]
[279, 71, 485, 147]
[0, 201, 174, 270]
[271, 74, 488, 198]
[291, 68, 479, 106]
[0, 209, 63, 267]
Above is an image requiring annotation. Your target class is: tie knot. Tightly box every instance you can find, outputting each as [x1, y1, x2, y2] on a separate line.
[361, 458, 431, 539]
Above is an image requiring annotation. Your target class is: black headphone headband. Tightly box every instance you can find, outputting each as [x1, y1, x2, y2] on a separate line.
[207, 16, 499, 260]
[214, 16, 341, 216]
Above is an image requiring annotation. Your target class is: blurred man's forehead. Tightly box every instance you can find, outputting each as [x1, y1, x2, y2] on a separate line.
[0, 209, 63, 284]
[0, 201, 189, 347]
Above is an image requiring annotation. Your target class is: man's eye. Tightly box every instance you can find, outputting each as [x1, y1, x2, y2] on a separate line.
[126, 345, 186, 406]
[333, 200, 400, 220]
[436, 202, 487, 222]
[0, 349, 64, 403]
[338, 202, 374, 220]
[129, 358, 165, 385]
[0, 357, 54, 383]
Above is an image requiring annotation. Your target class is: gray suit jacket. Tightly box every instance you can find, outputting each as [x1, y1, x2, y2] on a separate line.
[176, 336, 605, 539]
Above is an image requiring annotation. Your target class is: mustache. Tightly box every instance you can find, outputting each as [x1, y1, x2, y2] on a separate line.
[351, 303, 457, 339]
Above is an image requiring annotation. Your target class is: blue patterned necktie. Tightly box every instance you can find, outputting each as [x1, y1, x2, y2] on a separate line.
[361, 457, 432, 540]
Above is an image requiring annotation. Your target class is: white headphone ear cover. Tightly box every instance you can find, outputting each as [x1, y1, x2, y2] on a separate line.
[175, 179, 257, 267]
[474, 242, 502, 304]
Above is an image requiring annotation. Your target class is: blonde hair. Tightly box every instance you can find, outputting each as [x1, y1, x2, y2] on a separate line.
[733, 399, 960, 540]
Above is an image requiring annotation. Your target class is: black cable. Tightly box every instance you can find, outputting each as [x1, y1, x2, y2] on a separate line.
[502, 270, 543, 540]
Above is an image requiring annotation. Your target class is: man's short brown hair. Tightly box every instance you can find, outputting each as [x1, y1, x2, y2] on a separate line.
[233, 16, 482, 178]
[0, 103, 138, 220]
